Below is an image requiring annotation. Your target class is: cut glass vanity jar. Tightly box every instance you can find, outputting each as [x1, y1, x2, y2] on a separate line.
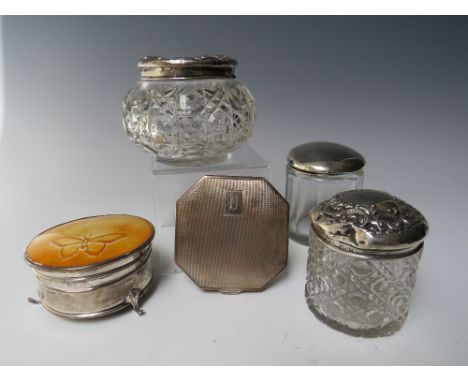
[306, 189, 429, 337]
[24, 214, 155, 319]
[286, 141, 365, 245]
[123, 55, 256, 165]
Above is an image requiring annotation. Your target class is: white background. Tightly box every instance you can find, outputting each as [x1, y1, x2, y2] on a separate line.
[0, 16, 467, 365]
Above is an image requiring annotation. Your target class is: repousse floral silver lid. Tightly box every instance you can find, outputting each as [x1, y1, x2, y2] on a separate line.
[287, 141, 366, 175]
[310, 189, 429, 256]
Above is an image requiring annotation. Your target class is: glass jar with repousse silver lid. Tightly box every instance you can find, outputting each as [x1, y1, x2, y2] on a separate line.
[306, 189, 429, 337]
[286, 141, 365, 245]
[123, 55, 256, 165]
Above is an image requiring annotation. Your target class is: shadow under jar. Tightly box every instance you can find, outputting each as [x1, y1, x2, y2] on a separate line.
[286, 142, 365, 245]
[123, 55, 256, 165]
[306, 189, 429, 337]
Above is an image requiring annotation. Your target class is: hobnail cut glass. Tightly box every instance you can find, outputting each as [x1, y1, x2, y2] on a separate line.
[306, 230, 422, 337]
[123, 78, 255, 165]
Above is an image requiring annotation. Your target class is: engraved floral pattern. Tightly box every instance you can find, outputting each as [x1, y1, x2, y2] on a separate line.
[319, 194, 425, 236]
[312, 191, 428, 251]
[52, 233, 127, 260]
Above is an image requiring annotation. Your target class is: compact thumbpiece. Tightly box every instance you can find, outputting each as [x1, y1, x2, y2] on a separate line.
[286, 141, 365, 245]
[24, 214, 155, 319]
[123, 55, 256, 165]
[175, 175, 289, 293]
[306, 189, 429, 337]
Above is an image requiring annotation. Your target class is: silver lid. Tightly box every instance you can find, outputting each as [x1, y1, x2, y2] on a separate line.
[310, 189, 429, 256]
[138, 55, 237, 79]
[287, 141, 365, 175]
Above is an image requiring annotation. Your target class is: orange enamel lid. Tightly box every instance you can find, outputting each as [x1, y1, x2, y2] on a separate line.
[25, 214, 155, 268]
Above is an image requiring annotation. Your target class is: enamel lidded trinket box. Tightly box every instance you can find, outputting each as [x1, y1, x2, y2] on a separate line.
[25, 214, 155, 319]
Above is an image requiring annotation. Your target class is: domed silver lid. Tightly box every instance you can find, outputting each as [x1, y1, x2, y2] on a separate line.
[287, 141, 365, 175]
[310, 189, 429, 256]
[138, 55, 237, 79]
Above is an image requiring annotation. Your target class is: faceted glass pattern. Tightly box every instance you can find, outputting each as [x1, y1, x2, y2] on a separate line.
[306, 230, 422, 337]
[286, 166, 363, 245]
[123, 78, 255, 165]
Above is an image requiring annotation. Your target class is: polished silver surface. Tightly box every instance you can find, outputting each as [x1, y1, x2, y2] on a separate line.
[310, 189, 429, 256]
[27, 244, 154, 319]
[175, 175, 289, 293]
[138, 55, 237, 79]
[287, 141, 365, 175]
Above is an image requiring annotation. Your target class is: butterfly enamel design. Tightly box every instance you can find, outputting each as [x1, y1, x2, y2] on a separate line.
[52, 232, 127, 260]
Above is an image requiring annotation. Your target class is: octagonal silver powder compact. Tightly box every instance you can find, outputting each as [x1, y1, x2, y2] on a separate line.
[175, 175, 289, 293]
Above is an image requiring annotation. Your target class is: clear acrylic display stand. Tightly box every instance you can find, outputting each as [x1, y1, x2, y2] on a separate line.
[152, 144, 271, 228]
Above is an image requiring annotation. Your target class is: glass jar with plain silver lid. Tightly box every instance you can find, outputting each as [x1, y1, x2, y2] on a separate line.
[122, 55, 256, 165]
[306, 189, 429, 337]
[285, 141, 365, 245]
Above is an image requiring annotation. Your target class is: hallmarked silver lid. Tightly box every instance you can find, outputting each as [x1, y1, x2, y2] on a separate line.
[310, 189, 429, 256]
[287, 141, 365, 175]
[138, 55, 237, 79]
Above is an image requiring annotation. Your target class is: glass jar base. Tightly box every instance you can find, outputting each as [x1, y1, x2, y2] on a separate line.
[306, 299, 406, 338]
[155, 152, 231, 166]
